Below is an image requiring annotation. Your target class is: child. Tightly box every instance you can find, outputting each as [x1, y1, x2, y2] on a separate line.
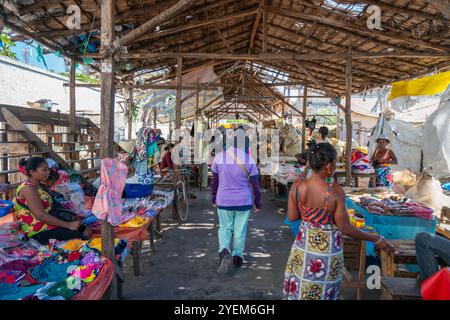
[43, 169, 80, 223]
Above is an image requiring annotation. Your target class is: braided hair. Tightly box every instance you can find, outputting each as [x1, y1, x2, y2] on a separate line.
[307, 140, 337, 172]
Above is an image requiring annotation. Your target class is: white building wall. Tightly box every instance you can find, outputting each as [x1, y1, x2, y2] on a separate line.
[0, 56, 131, 141]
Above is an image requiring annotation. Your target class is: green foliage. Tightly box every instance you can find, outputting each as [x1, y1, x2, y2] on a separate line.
[131, 103, 140, 122]
[0, 32, 18, 60]
[316, 107, 337, 125]
[60, 71, 99, 84]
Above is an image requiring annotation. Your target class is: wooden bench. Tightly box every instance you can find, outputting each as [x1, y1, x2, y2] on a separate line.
[380, 240, 448, 278]
[334, 171, 377, 188]
[381, 277, 422, 300]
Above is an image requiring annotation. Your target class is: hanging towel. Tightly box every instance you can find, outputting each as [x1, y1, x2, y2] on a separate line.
[389, 70, 450, 101]
[91, 159, 128, 226]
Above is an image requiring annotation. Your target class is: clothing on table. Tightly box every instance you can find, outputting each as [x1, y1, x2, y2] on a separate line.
[30, 228, 86, 245]
[217, 208, 251, 258]
[0, 282, 44, 300]
[30, 259, 79, 283]
[92, 158, 128, 226]
[283, 183, 344, 300]
[13, 182, 55, 238]
[415, 232, 450, 280]
[211, 146, 261, 209]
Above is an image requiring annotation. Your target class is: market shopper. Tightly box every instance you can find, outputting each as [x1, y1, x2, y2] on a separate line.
[161, 143, 175, 174]
[14, 157, 90, 245]
[415, 232, 450, 281]
[316, 126, 331, 144]
[370, 134, 398, 188]
[283, 141, 395, 300]
[212, 129, 261, 273]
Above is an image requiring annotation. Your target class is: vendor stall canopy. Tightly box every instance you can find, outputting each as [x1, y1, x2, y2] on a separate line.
[1, 0, 449, 121]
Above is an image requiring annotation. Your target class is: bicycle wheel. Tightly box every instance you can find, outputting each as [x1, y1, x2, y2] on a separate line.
[175, 180, 189, 221]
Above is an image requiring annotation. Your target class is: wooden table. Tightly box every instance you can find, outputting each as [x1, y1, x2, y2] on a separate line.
[334, 171, 377, 187]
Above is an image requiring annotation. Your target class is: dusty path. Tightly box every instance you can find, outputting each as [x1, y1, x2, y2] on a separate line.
[122, 189, 293, 300]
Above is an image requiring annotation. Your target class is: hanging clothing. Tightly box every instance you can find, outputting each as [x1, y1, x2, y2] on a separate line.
[91, 159, 128, 226]
[283, 183, 344, 300]
[14, 182, 55, 238]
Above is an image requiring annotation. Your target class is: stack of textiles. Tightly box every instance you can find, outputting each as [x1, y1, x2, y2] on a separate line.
[355, 194, 435, 220]
[351, 148, 375, 174]
[0, 231, 109, 300]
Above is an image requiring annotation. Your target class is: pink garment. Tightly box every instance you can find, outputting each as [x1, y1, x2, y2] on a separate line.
[92, 159, 128, 226]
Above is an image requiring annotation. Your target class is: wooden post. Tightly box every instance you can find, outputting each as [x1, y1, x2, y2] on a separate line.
[153, 108, 157, 129]
[345, 54, 353, 187]
[69, 57, 76, 142]
[176, 56, 182, 130]
[100, 0, 117, 299]
[127, 88, 133, 139]
[195, 79, 200, 121]
[302, 85, 308, 152]
[262, 0, 268, 53]
[336, 107, 341, 139]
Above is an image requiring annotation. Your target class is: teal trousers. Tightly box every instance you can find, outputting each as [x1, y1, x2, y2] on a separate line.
[217, 208, 251, 258]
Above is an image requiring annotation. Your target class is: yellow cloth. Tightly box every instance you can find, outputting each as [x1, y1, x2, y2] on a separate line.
[62, 239, 87, 251]
[119, 216, 149, 228]
[388, 70, 450, 101]
[88, 238, 120, 252]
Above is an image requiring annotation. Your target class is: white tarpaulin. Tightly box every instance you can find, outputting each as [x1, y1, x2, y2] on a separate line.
[368, 113, 423, 173]
[422, 88, 450, 178]
[137, 65, 224, 123]
[368, 87, 450, 177]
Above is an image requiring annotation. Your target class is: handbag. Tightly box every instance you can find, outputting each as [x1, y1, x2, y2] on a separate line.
[226, 149, 250, 182]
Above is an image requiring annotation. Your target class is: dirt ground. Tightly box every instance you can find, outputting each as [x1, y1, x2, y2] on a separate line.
[122, 188, 380, 300]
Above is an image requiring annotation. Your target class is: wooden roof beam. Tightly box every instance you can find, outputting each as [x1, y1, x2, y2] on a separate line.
[269, 5, 450, 53]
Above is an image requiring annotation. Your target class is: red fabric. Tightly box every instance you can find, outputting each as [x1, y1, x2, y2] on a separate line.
[90, 219, 153, 242]
[161, 151, 174, 171]
[72, 257, 114, 300]
[18, 166, 27, 176]
[421, 268, 450, 300]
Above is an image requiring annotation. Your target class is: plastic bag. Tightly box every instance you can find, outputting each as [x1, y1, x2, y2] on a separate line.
[421, 268, 450, 300]
[405, 172, 450, 211]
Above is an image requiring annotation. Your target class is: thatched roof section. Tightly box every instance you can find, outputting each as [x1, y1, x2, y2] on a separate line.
[2, 0, 450, 118]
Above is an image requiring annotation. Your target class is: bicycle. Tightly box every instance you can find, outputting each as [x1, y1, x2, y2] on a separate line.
[153, 167, 190, 222]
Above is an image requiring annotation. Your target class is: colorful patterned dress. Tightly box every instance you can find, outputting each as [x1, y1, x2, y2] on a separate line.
[14, 181, 55, 238]
[283, 183, 344, 300]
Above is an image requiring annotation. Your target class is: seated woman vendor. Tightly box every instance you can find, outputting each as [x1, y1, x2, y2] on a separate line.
[161, 143, 175, 175]
[370, 134, 398, 188]
[14, 157, 90, 245]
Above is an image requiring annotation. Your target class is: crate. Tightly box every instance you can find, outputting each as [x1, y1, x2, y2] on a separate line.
[343, 237, 363, 270]
[381, 277, 422, 300]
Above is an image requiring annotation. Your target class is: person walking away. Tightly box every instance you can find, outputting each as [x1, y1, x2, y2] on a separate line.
[284, 141, 394, 300]
[212, 131, 261, 274]
[370, 134, 398, 188]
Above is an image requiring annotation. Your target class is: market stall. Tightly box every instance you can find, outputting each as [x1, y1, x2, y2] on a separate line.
[0, 219, 114, 300]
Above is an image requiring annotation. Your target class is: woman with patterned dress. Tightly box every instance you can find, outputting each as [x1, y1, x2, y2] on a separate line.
[370, 135, 398, 188]
[283, 142, 395, 300]
[14, 157, 89, 245]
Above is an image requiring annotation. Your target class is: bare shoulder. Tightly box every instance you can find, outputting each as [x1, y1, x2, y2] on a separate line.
[331, 182, 346, 199]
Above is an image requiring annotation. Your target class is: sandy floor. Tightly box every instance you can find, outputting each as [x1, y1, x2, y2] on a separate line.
[122, 188, 380, 300]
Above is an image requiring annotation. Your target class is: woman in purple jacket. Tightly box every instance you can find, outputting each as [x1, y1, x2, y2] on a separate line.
[211, 129, 261, 274]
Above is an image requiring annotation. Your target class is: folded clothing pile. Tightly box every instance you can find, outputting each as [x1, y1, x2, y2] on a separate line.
[0, 227, 108, 300]
[357, 195, 434, 220]
[351, 149, 374, 174]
